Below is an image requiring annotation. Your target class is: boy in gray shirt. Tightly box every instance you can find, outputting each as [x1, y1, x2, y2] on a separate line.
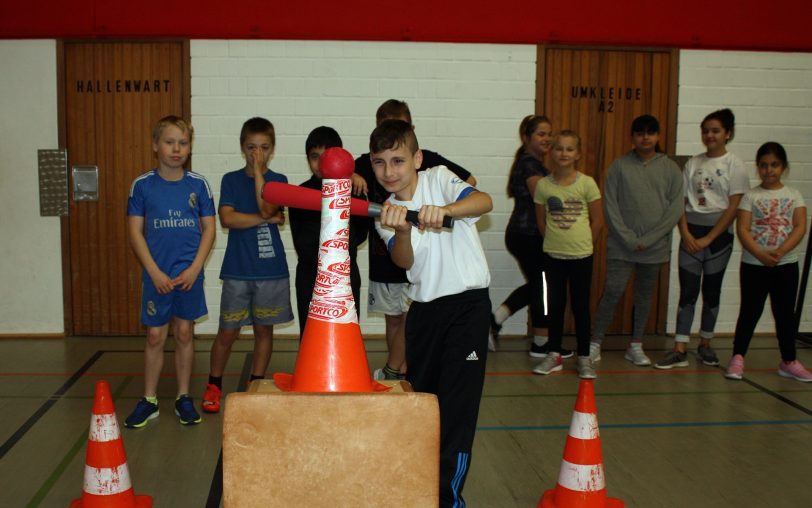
[590, 115, 684, 365]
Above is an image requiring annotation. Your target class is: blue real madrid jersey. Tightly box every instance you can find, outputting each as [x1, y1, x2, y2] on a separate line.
[127, 170, 216, 281]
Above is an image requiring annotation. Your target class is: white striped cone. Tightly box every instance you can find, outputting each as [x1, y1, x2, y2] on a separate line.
[70, 380, 152, 508]
[539, 380, 624, 508]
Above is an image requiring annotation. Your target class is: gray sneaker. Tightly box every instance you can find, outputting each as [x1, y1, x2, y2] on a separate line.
[654, 350, 689, 370]
[624, 343, 651, 366]
[589, 341, 602, 363]
[697, 345, 720, 366]
[577, 357, 597, 379]
[532, 352, 563, 375]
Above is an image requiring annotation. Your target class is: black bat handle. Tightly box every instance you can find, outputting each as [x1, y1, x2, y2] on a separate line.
[367, 203, 454, 228]
[404, 210, 454, 229]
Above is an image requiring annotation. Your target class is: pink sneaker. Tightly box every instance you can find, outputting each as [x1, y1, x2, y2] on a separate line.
[778, 360, 812, 383]
[725, 354, 745, 380]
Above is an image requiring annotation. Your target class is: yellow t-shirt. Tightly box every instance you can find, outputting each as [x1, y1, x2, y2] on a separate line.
[533, 172, 601, 258]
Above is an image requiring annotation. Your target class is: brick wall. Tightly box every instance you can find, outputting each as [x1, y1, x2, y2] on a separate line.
[190, 40, 537, 336]
[670, 49, 812, 336]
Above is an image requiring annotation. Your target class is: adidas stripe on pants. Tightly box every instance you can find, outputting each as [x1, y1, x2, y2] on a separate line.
[406, 288, 490, 508]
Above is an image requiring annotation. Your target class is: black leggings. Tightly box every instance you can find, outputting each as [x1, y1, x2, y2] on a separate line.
[544, 254, 593, 357]
[732, 262, 799, 361]
[503, 230, 548, 328]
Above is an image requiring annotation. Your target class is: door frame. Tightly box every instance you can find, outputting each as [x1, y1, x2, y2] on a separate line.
[535, 44, 680, 334]
[57, 39, 192, 336]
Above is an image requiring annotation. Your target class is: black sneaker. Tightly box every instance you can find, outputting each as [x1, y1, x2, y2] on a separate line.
[529, 342, 573, 359]
[654, 350, 689, 370]
[697, 345, 720, 366]
[175, 394, 202, 425]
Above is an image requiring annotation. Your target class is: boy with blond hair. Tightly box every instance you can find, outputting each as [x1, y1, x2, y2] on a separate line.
[125, 115, 216, 427]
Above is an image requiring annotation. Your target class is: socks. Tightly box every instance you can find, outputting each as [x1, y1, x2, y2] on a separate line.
[382, 364, 400, 377]
[208, 375, 223, 390]
[493, 305, 511, 325]
[533, 335, 548, 347]
[145, 396, 158, 405]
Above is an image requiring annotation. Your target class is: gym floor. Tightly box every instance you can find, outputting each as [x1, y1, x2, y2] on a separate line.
[2, 334, 810, 507]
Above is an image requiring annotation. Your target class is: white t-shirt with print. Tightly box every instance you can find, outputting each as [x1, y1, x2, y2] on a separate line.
[684, 151, 750, 225]
[375, 166, 490, 303]
[739, 184, 806, 266]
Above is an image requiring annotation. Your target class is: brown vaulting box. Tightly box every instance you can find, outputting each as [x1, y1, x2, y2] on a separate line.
[223, 383, 439, 507]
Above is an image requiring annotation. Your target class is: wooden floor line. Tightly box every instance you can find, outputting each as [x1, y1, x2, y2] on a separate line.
[0, 367, 789, 378]
[0, 351, 103, 461]
[477, 418, 812, 432]
[485, 368, 779, 376]
[482, 387, 812, 398]
[206, 352, 253, 508]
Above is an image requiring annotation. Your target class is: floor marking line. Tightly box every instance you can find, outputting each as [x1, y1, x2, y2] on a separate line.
[485, 368, 779, 376]
[740, 375, 812, 416]
[477, 418, 812, 431]
[206, 352, 254, 508]
[0, 351, 103, 460]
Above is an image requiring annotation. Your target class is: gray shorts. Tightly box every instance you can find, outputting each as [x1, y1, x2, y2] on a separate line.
[219, 278, 294, 329]
[367, 281, 411, 316]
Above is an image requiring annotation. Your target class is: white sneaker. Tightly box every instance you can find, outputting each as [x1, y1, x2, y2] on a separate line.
[577, 357, 597, 379]
[589, 341, 602, 363]
[624, 343, 651, 366]
[532, 352, 563, 375]
[372, 368, 384, 381]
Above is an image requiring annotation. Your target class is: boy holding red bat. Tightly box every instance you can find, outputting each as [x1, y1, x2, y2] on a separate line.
[355, 99, 476, 381]
[372, 119, 491, 508]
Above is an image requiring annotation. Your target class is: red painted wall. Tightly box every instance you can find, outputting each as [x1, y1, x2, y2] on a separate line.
[1, 0, 810, 52]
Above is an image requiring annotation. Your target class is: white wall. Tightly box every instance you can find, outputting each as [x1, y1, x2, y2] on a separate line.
[4, 40, 812, 339]
[190, 40, 537, 336]
[669, 50, 812, 335]
[0, 40, 63, 334]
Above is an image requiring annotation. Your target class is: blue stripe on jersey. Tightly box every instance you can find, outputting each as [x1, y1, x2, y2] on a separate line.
[456, 186, 476, 202]
[129, 170, 154, 198]
[187, 170, 214, 199]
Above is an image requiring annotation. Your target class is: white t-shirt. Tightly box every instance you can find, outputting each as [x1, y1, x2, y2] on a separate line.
[375, 166, 490, 302]
[739, 184, 806, 266]
[684, 151, 750, 226]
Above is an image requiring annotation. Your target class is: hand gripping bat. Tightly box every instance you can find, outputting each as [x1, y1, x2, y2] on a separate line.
[262, 182, 454, 228]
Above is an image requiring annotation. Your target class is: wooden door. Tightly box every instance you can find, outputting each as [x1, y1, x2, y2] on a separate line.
[537, 47, 678, 334]
[62, 42, 189, 335]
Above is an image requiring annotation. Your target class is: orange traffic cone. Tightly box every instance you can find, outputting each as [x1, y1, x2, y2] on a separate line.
[539, 380, 623, 508]
[274, 317, 388, 392]
[70, 380, 152, 508]
[273, 147, 387, 393]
